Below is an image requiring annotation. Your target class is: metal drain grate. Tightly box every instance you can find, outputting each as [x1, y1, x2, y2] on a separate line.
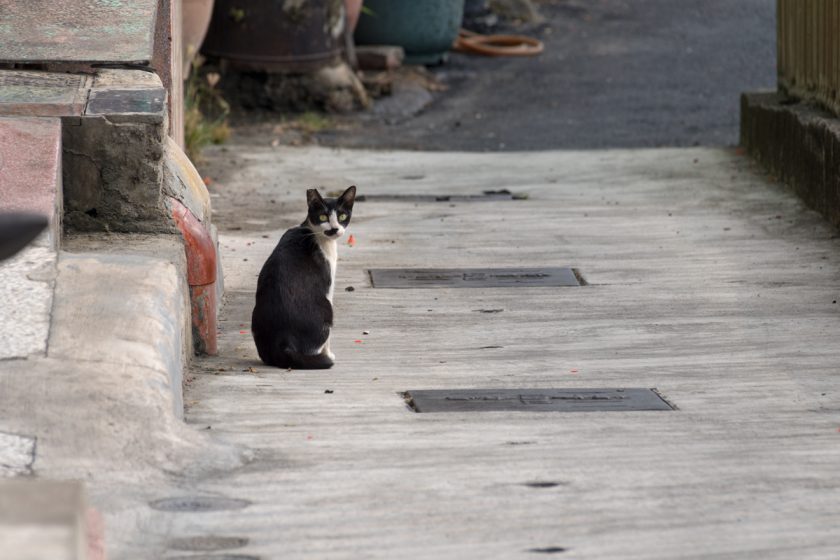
[168, 555, 260, 560]
[355, 189, 526, 202]
[168, 536, 249, 551]
[369, 267, 583, 288]
[149, 496, 251, 512]
[404, 388, 674, 413]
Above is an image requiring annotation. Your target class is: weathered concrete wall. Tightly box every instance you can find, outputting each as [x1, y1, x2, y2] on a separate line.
[60, 70, 174, 233]
[740, 91, 840, 229]
[62, 114, 170, 232]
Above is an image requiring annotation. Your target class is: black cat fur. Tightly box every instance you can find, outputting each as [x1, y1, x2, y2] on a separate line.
[251, 186, 356, 369]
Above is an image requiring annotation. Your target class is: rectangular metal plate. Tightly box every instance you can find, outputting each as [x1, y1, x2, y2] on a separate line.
[357, 192, 519, 202]
[86, 88, 165, 116]
[0, 0, 157, 64]
[369, 267, 582, 288]
[405, 388, 674, 413]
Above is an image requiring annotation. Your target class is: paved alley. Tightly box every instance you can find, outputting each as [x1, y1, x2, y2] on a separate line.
[166, 145, 840, 559]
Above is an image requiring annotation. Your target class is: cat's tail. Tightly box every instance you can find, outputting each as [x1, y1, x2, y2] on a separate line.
[284, 349, 334, 370]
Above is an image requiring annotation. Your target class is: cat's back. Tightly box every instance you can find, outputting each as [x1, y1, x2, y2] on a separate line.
[261, 226, 315, 272]
[257, 225, 329, 291]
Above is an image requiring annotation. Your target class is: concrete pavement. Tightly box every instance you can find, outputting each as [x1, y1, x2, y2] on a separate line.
[5, 142, 839, 558]
[169, 145, 840, 559]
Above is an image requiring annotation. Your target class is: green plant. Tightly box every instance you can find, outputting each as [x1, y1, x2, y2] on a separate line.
[184, 56, 231, 162]
[294, 111, 332, 133]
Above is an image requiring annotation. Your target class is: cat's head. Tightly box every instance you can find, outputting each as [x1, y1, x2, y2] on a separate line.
[306, 186, 356, 240]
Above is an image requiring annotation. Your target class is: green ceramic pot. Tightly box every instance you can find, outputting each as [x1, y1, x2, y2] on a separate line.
[354, 0, 465, 64]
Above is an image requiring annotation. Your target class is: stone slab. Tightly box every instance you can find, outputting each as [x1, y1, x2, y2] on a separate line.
[0, 245, 56, 359]
[405, 388, 674, 413]
[0, 71, 91, 117]
[0, 117, 63, 249]
[0, 0, 158, 64]
[0, 431, 36, 476]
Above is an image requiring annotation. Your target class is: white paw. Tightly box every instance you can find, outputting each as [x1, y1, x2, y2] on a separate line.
[327, 351, 336, 361]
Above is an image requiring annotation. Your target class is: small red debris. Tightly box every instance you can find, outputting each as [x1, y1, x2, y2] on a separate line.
[354, 339, 363, 344]
[347, 234, 356, 247]
[203, 176, 213, 186]
[306, 435, 313, 440]
[570, 369, 578, 373]
[240, 330, 248, 334]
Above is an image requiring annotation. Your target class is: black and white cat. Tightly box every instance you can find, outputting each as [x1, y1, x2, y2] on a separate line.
[251, 186, 356, 369]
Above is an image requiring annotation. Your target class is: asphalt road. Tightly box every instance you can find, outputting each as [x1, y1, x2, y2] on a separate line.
[305, 0, 776, 151]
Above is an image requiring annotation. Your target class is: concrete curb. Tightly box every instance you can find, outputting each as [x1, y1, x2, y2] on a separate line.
[0, 232, 243, 557]
[740, 91, 840, 229]
[54, 235, 191, 417]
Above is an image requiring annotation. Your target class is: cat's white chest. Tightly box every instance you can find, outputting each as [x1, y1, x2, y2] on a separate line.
[317, 237, 338, 303]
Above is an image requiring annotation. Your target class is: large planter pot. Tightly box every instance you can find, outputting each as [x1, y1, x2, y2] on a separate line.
[354, 0, 465, 65]
[183, 0, 215, 72]
[202, 0, 346, 72]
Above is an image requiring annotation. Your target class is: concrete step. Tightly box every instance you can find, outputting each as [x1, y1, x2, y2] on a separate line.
[0, 68, 170, 233]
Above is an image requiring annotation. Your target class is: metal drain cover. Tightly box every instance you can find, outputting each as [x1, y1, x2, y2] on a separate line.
[169, 536, 249, 551]
[149, 496, 251, 512]
[86, 88, 165, 116]
[405, 388, 674, 413]
[356, 190, 524, 202]
[168, 555, 260, 560]
[369, 267, 582, 288]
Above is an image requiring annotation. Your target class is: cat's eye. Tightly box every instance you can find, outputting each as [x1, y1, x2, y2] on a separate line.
[318, 214, 328, 222]
[338, 213, 347, 221]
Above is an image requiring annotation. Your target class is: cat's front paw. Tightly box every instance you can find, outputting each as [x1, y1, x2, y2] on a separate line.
[326, 350, 336, 361]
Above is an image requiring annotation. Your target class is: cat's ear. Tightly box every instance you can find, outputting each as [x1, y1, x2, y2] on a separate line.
[338, 185, 357, 207]
[306, 188, 325, 207]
